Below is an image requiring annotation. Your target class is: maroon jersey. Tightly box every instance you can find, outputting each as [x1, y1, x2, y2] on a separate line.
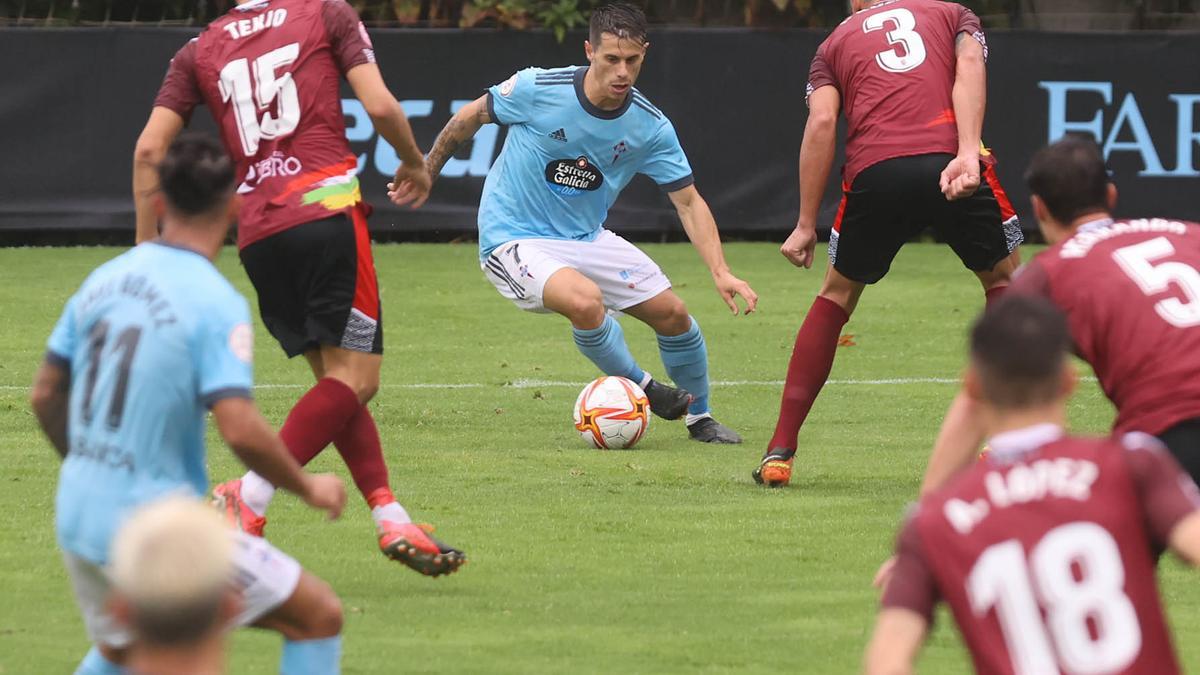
[807, 0, 985, 186]
[884, 425, 1200, 675]
[154, 0, 375, 249]
[1011, 218, 1200, 436]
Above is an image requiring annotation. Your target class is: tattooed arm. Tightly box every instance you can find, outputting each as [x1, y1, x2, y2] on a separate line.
[940, 32, 987, 200]
[426, 95, 492, 183]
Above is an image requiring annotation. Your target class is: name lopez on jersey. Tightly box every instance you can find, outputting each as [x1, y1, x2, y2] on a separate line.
[944, 458, 1100, 535]
[545, 156, 603, 196]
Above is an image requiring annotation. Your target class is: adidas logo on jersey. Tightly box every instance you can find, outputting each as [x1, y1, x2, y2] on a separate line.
[549, 128, 568, 143]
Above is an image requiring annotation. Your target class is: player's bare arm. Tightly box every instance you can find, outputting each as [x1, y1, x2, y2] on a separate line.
[211, 397, 347, 519]
[1168, 511, 1200, 564]
[345, 63, 430, 209]
[939, 33, 986, 201]
[425, 95, 491, 183]
[920, 388, 987, 494]
[667, 185, 758, 315]
[863, 608, 927, 675]
[30, 359, 71, 458]
[132, 107, 186, 244]
[782, 85, 840, 269]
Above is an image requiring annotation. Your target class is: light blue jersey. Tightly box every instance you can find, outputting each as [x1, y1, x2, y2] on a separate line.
[477, 66, 694, 259]
[46, 242, 254, 564]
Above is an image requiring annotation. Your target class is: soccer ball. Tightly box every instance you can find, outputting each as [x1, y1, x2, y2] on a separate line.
[573, 376, 651, 449]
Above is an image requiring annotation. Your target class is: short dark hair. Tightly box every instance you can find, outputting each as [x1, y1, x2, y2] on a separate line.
[157, 133, 235, 216]
[1024, 135, 1110, 224]
[970, 295, 1071, 409]
[589, 2, 647, 46]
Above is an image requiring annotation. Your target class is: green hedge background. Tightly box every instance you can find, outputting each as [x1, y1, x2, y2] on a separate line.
[1, 0, 1193, 34]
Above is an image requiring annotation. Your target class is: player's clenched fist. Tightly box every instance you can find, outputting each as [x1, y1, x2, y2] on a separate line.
[302, 473, 348, 521]
[387, 160, 432, 209]
[780, 222, 818, 269]
[939, 154, 982, 201]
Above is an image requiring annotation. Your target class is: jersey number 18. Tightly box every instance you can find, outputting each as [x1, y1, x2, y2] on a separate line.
[967, 521, 1142, 675]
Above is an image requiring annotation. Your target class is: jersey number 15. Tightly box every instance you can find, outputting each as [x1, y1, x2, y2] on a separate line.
[219, 42, 302, 156]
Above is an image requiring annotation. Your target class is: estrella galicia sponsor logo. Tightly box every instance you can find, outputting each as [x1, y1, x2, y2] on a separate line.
[545, 156, 604, 196]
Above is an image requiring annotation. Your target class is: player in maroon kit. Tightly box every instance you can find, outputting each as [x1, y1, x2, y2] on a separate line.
[754, 0, 1023, 487]
[922, 136, 1200, 494]
[132, 0, 465, 576]
[867, 295, 1200, 675]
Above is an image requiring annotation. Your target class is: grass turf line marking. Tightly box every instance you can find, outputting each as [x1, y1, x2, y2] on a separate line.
[0, 376, 1100, 391]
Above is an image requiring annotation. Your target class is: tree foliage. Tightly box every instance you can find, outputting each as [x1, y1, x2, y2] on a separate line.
[1, 0, 1192, 32]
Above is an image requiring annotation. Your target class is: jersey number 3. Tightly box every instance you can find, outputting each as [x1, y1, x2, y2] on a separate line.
[219, 42, 302, 156]
[863, 8, 927, 73]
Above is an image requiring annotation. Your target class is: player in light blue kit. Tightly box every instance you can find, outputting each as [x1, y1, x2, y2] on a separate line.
[30, 135, 348, 675]
[422, 2, 758, 443]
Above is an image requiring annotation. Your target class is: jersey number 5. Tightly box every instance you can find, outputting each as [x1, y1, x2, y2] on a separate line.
[219, 42, 302, 156]
[1113, 237, 1200, 328]
[863, 8, 927, 73]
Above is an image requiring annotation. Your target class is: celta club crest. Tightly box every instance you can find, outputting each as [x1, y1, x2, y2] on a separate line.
[612, 141, 628, 164]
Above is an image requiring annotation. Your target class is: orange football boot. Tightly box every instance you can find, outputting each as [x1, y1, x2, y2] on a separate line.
[752, 449, 795, 488]
[212, 479, 266, 537]
[378, 521, 466, 577]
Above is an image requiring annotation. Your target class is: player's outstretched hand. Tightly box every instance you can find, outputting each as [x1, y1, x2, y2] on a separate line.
[939, 154, 981, 201]
[873, 555, 898, 591]
[387, 160, 432, 209]
[781, 222, 818, 269]
[713, 271, 758, 315]
[301, 473, 347, 521]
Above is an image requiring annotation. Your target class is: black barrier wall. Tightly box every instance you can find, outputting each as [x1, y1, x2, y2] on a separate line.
[1, 28, 1198, 238]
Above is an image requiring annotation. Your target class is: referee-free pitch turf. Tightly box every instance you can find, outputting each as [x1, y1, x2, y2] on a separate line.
[2, 242, 1198, 674]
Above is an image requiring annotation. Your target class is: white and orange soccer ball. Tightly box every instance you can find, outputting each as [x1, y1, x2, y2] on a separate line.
[573, 376, 651, 449]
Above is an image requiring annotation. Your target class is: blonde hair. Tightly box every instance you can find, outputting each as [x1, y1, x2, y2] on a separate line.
[110, 497, 234, 645]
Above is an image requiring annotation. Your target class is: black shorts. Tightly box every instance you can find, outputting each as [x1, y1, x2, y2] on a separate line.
[828, 153, 1023, 284]
[240, 209, 383, 358]
[1155, 418, 1200, 485]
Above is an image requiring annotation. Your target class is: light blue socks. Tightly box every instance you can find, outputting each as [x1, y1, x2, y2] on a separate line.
[657, 317, 710, 416]
[75, 647, 125, 675]
[281, 637, 342, 675]
[573, 315, 646, 383]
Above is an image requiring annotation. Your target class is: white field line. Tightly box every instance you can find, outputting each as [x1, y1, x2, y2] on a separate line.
[0, 376, 1098, 391]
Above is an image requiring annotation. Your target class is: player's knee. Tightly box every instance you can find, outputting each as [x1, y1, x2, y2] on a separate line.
[97, 644, 129, 667]
[354, 375, 380, 404]
[658, 299, 691, 335]
[566, 289, 606, 328]
[324, 366, 379, 404]
[303, 589, 344, 638]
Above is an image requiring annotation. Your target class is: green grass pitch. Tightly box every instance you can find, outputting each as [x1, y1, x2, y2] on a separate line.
[1, 242, 1197, 673]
